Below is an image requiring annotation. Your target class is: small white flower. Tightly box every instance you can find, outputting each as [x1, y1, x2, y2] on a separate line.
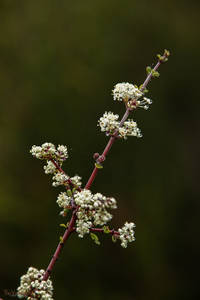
[118, 119, 142, 139]
[56, 145, 68, 161]
[30, 143, 69, 163]
[73, 190, 117, 238]
[43, 161, 56, 174]
[71, 175, 82, 187]
[17, 267, 54, 300]
[56, 192, 71, 208]
[98, 111, 119, 136]
[113, 82, 143, 102]
[118, 222, 136, 248]
[136, 96, 153, 110]
[98, 112, 142, 139]
[52, 172, 69, 187]
[76, 220, 92, 238]
[30, 145, 43, 159]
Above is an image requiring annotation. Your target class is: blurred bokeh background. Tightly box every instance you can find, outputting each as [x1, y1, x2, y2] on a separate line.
[0, 0, 199, 299]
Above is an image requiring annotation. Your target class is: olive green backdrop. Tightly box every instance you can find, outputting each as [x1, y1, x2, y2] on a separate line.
[0, 0, 199, 299]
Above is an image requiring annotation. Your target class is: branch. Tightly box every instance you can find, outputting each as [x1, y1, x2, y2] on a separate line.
[42, 50, 169, 281]
[85, 50, 169, 189]
[90, 227, 119, 236]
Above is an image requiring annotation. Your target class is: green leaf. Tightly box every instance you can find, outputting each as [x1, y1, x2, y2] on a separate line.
[67, 189, 72, 197]
[103, 226, 110, 234]
[146, 66, 152, 74]
[90, 233, 101, 245]
[157, 50, 170, 63]
[60, 223, 67, 228]
[59, 236, 64, 243]
[95, 163, 103, 169]
[143, 88, 149, 94]
[152, 70, 160, 78]
[164, 49, 170, 57]
[72, 187, 77, 193]
[112, 235, 117, 243]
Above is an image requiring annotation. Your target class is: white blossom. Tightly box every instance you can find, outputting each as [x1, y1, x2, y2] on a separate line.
[112, 82, 153, 111]
[52, 172, 69, 187]
[30, 143, 68, 163]
[118, 222, 136, 248]
[98, 111, 119, 136]
[113, 82, 143, 102]
[70, 175, 82, 187]
[98, 112, 142, 139]
[136, 97, 153, 110]
[118, 120, 142, 139]
[56, 145, 68, 161]
[76, 219, 92, 238]
[73, 190, 117, 238]
[43, 161, 56, 174]
[17, 267, 54, 300]
[56, 192, 71, 208]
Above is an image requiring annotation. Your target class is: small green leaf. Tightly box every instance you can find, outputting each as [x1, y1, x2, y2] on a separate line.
[152, 70, 160, 78]
[112, 235, 117, 243]
[95, 163, 103, 169]
[143, 88, 148, 94]
[146, 66, 152, 74]
[60, 236, 64, 243]
[72, 187, 77, 193]
[90, 233, 101, 245]
[164, 49, 170, 57]
[103, 226, 110, 234]
[67, 189, 72, 197]
[60, 223, 67, 228]
[157, 50, 170, 63]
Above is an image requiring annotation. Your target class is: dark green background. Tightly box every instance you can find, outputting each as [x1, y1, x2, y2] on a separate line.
[0, 1, 199, 299]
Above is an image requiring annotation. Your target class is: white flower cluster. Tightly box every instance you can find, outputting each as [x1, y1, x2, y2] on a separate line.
[30, 143, 68, 163]
[56, 192, 71, 209]
[112, 82, 153, 110]
[17, 267, 53, 300]
[73, 190, 117, 238]
[43, 161, 56, 174]
[52, 172, 69, 187]
[98, 111, 119, 136]
[113, 82, 143, 102]
[118, 222, 136, 248]
[70, 175, 82, 187]
[98, 112, 142, 139]
[118, 119, 142, 139]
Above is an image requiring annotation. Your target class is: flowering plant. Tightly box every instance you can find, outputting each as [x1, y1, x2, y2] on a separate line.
[16, 50, 169, 299]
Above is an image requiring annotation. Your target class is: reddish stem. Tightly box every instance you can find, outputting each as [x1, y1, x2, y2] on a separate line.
[90, 227, 119, 236]
[43, 209, 77, 281]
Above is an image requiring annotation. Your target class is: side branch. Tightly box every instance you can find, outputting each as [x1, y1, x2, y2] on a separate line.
[90, 227, 119, 236]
